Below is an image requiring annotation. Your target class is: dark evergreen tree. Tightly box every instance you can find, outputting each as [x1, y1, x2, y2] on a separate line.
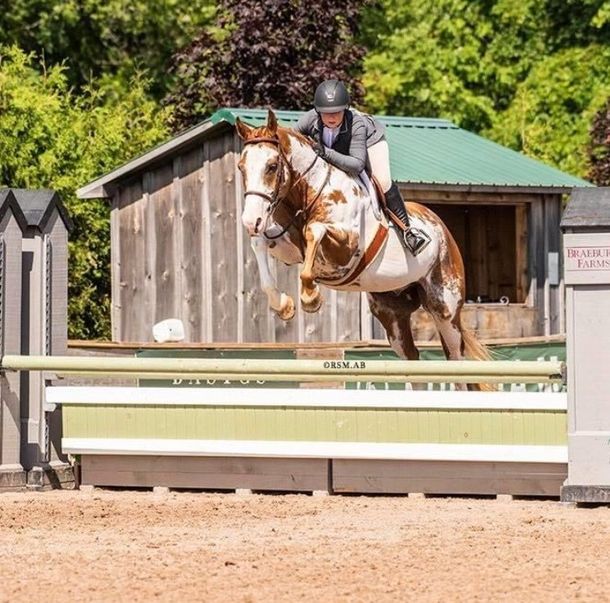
[588, 98, 610, 186]
[165, 0, 368, 131]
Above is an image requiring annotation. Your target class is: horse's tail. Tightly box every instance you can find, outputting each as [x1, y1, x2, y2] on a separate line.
[459, 319, 496, 391]
[462, 326, 492, 361]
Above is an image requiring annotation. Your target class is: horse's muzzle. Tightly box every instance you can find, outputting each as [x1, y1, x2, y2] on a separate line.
[244, 217, 263, 236]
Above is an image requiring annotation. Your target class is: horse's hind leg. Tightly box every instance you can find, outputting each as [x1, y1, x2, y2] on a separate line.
[367, 288, 421, 360]
[419, 266, 489, 362]
[418, 268, 467, 360]
[419, 268, 491, 390]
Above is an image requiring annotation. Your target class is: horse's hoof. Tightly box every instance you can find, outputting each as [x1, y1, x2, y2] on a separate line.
[301, 291, 323, 313]
[277, 295, 295, 321]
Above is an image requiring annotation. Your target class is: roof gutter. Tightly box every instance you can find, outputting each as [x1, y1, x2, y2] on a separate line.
[401, 182, 591, 195]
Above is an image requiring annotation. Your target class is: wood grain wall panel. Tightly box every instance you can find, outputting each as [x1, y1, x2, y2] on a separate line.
[177, 147, 205, 341]
[150, 164, 176, 327]
[118, 181, 146, 341]
[208, 136, 238, 341]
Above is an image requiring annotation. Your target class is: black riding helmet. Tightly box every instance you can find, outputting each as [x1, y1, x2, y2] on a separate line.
[313, 79, 351, 113]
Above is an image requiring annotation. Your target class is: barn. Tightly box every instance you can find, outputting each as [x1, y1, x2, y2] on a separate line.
[77, 108, 589, 344]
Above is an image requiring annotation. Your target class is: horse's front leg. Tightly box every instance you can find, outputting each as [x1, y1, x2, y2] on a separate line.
[300, 222, 358, 313]
[250, 236, 295, 320]
[300, 223, 327, 312]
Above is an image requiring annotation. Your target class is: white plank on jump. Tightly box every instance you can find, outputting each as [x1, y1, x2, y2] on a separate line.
[46, 386, 567, 411]
[61, 438, 568, 464]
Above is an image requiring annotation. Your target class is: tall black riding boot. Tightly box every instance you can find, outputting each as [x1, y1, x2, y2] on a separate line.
[384, 183, 430, 255]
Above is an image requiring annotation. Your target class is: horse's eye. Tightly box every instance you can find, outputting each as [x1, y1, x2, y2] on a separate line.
[267, 162, 278, 173]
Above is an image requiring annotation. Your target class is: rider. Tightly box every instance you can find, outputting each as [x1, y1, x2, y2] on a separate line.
[294, 79, 430, 255]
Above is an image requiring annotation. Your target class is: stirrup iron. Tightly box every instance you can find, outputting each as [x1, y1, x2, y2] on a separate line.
[403, 227, 430, 256]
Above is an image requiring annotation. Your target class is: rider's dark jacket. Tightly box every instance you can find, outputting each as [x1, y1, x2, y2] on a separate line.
[294, 109, 386, 177]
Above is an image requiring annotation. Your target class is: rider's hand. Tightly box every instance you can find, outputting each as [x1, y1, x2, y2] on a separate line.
[312, 141, 326, 158]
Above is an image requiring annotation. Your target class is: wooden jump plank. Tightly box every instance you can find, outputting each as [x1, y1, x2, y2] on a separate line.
[332, 459, 567, 496]
[81, 455, 330, 492]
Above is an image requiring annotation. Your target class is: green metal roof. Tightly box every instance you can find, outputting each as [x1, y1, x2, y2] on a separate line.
[78, 106, 591, 199]
[212, 108, 590, 190]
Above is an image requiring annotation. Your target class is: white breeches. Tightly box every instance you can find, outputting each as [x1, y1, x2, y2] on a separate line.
[368, 139, 392, 193]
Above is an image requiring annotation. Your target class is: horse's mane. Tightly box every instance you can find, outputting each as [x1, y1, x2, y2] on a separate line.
[244, 122, 357, 186]
[247, 124, 315, 150]
[283, 126, 315, 148]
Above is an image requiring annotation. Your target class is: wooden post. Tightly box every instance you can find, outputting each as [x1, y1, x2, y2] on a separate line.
[0, 191, 26, 489]
[12, 190, 72, 488]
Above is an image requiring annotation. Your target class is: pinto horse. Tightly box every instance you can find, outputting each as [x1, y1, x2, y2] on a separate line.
[236, 110, 489, 369]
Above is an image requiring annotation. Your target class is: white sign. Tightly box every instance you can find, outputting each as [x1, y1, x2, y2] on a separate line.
[565, 246, 610, 272]
[564, 233, 610, 285]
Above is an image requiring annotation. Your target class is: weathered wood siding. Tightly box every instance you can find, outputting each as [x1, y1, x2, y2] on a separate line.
[80, 455, 330, 492]
[543, 194, 563, 336]
[114, 181, 145, 340]
[111, 129, 362, 343]
[110, 137, 562, 344]
[177, 147, 205, 340]
[150, 164, 176, 326]
[209, 135, 238, 341]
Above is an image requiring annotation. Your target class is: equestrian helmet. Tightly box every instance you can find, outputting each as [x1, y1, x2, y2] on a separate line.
[313, 79, 350, 113]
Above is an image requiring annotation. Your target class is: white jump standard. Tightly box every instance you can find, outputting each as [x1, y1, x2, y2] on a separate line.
[560, 187, 610, 504]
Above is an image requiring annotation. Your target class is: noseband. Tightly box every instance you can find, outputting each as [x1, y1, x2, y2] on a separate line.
[242, 135, 331, 239]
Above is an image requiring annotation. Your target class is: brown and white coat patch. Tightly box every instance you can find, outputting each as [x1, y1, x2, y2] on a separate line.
[235, 111, 489, 379]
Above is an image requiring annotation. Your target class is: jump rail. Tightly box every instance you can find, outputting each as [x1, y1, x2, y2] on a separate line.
[0, 355, 566, 384]
[1, 354, 568, 496]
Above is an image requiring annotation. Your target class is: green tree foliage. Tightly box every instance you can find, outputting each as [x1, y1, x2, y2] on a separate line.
[588, 97, 610, 185]
[362, 0, 610, 176]
[165, 0, 367, 131]
[0, 0, 216, 98]
[490, 47, 610, 177]
[0, 46, 170, 338]
[362, 0, 545, 131]
[3, 0, 610, 343]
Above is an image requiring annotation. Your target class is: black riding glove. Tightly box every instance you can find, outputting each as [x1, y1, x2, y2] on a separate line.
[312, 141, 326, 158]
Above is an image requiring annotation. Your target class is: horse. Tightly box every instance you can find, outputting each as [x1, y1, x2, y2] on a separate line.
[235, 110, 489, 376]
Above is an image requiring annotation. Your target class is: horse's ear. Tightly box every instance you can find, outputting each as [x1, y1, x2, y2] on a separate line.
[267, 109, 278, 134]
[235, 118, 253, 140]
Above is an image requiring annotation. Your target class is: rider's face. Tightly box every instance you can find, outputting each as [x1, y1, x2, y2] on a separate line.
[320, 111, 345, 129]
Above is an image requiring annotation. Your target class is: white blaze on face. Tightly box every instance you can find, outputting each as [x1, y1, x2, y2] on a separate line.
[240, 145, 279, 235]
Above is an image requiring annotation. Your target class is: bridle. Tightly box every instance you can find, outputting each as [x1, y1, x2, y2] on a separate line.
[242, 136, 331, 240]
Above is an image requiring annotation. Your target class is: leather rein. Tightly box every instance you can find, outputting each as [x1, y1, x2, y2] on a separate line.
[242, 136, 331, 240]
